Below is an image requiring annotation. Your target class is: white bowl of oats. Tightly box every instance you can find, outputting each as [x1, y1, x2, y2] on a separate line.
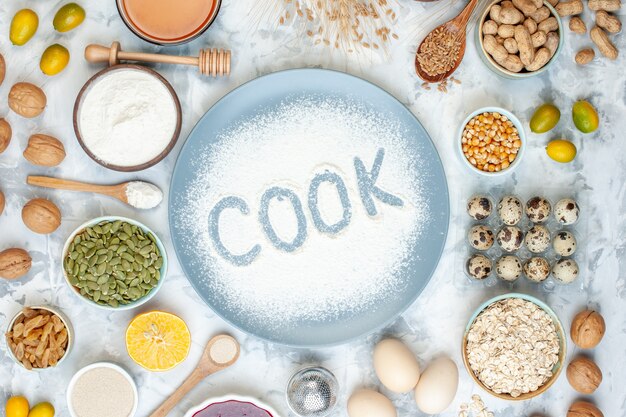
[462, 293, 566, 400]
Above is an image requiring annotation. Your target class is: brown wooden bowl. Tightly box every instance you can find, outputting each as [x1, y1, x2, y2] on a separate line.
[461, 293, 567, 401]
[73, 64, 182, 172]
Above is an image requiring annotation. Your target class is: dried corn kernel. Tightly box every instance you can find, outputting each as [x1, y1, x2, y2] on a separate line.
[461, 112, 521, 173]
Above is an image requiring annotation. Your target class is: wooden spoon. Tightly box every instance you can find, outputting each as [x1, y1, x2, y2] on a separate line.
[149, 335, 241, 417]
[415, 0, 480, 83]
[26, 176, 162, 209]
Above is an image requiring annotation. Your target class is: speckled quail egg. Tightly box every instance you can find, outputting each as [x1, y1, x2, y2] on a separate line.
[553, 231, 577, 256]
[526, 196, 552, 223]
[497, 196, 523, 226]
[552, 258, 579, 283]
[496, 256, 522, 282]
[466, 254, 493, 280]
[496, 226, 524, 252]
[467, 196, 493, 220]
[468, 225, 494, 250]
[554, 198, 580, 225]
[523, 257, 551, 282]
[525, 225, 551, 253]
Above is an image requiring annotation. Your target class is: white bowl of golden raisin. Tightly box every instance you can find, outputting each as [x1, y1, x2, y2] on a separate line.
[458, 107, 526, 176]
[5, 306, 73, 371]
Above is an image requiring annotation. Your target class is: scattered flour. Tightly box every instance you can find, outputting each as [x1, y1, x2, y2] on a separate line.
[174, 96, 431, 328]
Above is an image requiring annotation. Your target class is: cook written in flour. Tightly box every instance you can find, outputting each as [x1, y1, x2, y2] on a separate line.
[175, 97, 430, 326]
[208, 148, 404, 266]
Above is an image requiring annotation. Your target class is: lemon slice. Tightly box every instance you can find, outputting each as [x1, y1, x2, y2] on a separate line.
[126, 311, 191, 371]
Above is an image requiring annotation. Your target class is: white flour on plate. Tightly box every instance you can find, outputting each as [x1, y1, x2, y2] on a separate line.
[175, 97, 430, 327]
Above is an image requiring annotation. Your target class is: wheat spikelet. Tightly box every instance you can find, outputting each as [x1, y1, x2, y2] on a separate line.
[253, 0, 401, 54]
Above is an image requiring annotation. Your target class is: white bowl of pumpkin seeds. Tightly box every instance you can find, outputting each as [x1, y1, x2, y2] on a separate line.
[62, 216, 168, 310]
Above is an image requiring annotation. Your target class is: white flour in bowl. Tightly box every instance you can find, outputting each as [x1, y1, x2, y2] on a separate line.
[78, 69, 177, 167]
[175, 96, 431, 328]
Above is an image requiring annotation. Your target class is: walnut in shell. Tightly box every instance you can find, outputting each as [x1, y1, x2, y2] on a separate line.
[22, 198, 61, 234]
[0, 248, 32, 279]
[571, 310, 606, 348]
[8, 82, 47, 118]
[566, 356, 602, 393]
[23, 134, 66, 167]
[567, 401, 604, 417]
[0, 53, 5, 86]
[0, 118, 11, 154]
[0, 189, 4, 216]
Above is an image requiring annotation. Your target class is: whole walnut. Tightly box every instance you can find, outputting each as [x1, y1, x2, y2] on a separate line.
[0, 248, 32, 280]
[566, 356, 602, 394]
[23, 134, 66, 167]
[0, 53, 5, 86]
[571, 310, 605, 348]
[0, 118, 11, 154]
[0, 189, 5, 216]
[567, 401, 603, 417]
[8, 82, 47, 118]
[22, 198, 62, 234]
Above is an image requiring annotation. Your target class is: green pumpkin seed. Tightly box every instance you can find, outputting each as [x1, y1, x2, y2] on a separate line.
[95, 263, 107, 276]
[85, 247, 97, 258]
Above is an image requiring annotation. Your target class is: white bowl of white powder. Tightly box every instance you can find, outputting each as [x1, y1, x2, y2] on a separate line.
[67, 362, 138, 417]
[74, 64, 181, 172]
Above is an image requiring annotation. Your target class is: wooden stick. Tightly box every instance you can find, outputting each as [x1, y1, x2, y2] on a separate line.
[85, 42, 231, 77]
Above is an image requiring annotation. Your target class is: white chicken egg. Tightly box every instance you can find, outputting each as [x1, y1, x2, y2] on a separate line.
[414, 357, 458, 414]
[347, 389, 397, 417]
[373, 338, 421, 393]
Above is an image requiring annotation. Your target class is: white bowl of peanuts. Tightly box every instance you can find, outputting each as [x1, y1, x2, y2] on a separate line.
[458, 107, 526, 175]
[5, 305, 73, 371]
[477, 0, 563, 78]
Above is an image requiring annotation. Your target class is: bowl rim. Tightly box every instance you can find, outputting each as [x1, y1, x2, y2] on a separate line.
[184, 395, 281, 417]
[6, 305, 74, 371]
[461, 292, 567, 401]
[72, 64, 182, 172]
[61, 215, 168, 311]
[115, 0, 222, 46]
[457, 106, 526, 176]
[66, 361, 139, 417]
[476, 0, 564, 78]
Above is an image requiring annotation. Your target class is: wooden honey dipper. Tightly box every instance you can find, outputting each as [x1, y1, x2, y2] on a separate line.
[85, 41, 231, 77]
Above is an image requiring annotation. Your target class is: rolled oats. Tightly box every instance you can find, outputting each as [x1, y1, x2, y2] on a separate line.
[466, 298, 560, 397]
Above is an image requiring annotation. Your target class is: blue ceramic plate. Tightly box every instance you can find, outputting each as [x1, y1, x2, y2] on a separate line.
[169, 69, 449, 346]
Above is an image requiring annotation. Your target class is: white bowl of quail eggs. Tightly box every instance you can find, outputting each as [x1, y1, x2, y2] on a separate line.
[465, 194, 581, 285]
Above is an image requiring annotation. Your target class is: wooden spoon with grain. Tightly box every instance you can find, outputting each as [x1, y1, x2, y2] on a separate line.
[149, 335, 240, 417]
[415, 0, 481, 83]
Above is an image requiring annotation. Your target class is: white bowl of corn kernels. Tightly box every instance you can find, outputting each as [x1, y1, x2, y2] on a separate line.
[458, 107, 526, 176]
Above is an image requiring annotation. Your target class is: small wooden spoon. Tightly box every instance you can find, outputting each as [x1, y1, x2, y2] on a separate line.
[26, 176, 162, 209]
[149, 335, 241, 417]
[415, 0, 480, 83]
